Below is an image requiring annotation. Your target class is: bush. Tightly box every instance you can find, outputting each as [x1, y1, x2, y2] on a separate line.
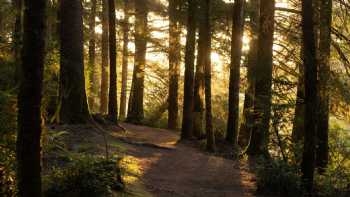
[43, 156, 124, 197]
[256, 158, 303, 197]
[0, 89, 17, 197]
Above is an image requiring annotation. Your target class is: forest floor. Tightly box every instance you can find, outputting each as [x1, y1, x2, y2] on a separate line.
[110, 123, 260, 197]
[48, 122, 261, 197]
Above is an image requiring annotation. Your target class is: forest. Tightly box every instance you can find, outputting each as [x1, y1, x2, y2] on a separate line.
[0, 0, 350, 196]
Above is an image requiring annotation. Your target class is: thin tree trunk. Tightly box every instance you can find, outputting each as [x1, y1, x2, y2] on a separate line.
[108, 0, 118, 122]
[247, 0, 275, 157]
[16, 0, 46, 196]
[202, 0, 215, 151]
[181, 0, 197, 140]
[119, 0, 131, 120]
[100, 0, 109, 114]
[88, 0, 97, 112]
[292, 57, 305, 146]
[168, 0, 181, 130]
[316, 0, 332, 171]
[226, 0, 245, 147]
[193, 0, 205, 138]
[301, 0, 318, 192]
[59, 0, 90, 124]
[127, 0, 148, 124]
[238, 0, 259, 149]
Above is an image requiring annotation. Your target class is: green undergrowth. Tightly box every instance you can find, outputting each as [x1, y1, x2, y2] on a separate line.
[43, 155, 124, 197]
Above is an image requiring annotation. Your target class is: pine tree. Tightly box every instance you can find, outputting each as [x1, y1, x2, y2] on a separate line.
[316, 0, 332, 170]
[119, 0, 131, 120]
[238, 0, 259, 148]
[107, 0, 118, 122]
[301, 0, 318, 191]
[100, 0, 109, 114]
[16, 0, 46, 196]
[88, 0, 97, 112]
[247, 0, 275, 157]
[226, 0, 245, 147]
[59, 0, 90, 123]
[181, 0, 197, 139]
[127, 0, 148, 124]
[168, 0, 181, 129]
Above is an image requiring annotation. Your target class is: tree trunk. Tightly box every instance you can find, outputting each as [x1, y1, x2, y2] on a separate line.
[301, 0, 318, 192]
[202, 0, 215, 151]
[181, 0, 197, 140]
[100, 0, 109, 114]
[168, 0, 181, 130]
[127, 0, 148, 124]
[292, 56, 305, 146]
[16, 0, 46, 196]
[119, 0, 131, 120]
[193, 0, 205, 138]
[59, 0, 90, 124]
[316, 0, 332, 171]
[247, 0, 275, 157]
[13, 0, 23, 85]
[108, 0, 118, 122]
[238, 0, 259, 149]
[88, 0, 97, 112]
[226, 0, 245, 147]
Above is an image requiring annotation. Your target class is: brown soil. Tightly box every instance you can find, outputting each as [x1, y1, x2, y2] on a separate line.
[110, 123, 260, 197]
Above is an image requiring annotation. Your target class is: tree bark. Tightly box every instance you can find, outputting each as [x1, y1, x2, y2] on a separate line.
[292, 47, 305, 149]
[13, 0, 23, 85]
[203, 0, 215, 151]
[292, 55, 305, 146]
[301, 0, 318, 192]
[193, 0, 205, 138]
[100, 0, 109, 114]
[16, 0, 46, 196]
[88, 0, 97, 112]
[238, 0, 259, 149]
[108, 0, 118, 122]
[127, 0, 148, 124]
[119, 0, 131, 120]
[316, 0, 332, 171]
[226, 0, 245, 147]
[168, 0, 181, 130]
[59, 0, 90, 124]
[181, 0, 197, 140]
[247, 0, 275, 157]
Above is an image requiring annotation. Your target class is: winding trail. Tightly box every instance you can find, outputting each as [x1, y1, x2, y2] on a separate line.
[111, 123, 259, 197]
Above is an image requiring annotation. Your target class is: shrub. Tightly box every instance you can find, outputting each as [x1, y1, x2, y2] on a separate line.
[256, 158, 303, 197]
[43, 156, 124, 197]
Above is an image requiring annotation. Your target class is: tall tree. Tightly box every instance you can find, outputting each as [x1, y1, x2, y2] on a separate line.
[181, 0, 197, 139]
[108, 0, 118, 122]
[246, 0, 275, 156]
[100, 0, 109, 114]
[226, 0, 245, 147]
[193, 0, 205, 138]
[16, 0, 46, 196]
[292, 52, 305, 146]
[119, 0, 131, 120]
[13, 0, 22, 84]
[316, 0, 332, 170]
[203, 0, 215, 151]
[59, 0, 90, 123]
[238, 0, 259, 148]
[127, 0, 148, 124]
[168, 0, 181, 129]
[88, 0, 97, 112]
[301, 0, 318, 192]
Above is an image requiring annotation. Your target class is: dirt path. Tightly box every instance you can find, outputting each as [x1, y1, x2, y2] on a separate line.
[111, 123, 259, 197]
